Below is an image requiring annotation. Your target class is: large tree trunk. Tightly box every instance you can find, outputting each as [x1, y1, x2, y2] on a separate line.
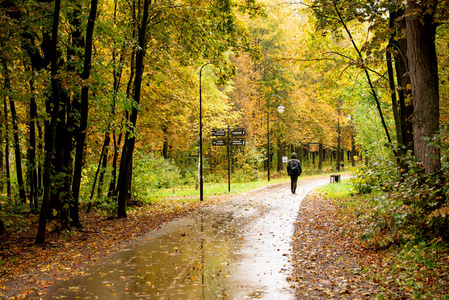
[406, 1, 440, 174]
[70, 0, 99, 228]
[388, 7, 414, 169]
[36, 123, 44, 202]
[0, 218, 5, 236]
[116, 0, 151, 218]
[49, 102, 71, 227]
[108, 132, 121, 196]
[36, 0, 62, 244]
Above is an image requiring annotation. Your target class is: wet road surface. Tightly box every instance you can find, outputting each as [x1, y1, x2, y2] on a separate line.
[43, 177, 332, 299]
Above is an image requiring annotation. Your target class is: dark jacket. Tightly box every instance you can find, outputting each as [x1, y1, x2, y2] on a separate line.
[287, 153, 302, 176]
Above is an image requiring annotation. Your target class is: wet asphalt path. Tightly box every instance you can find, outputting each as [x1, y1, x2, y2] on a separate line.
[43, 177, 333, 299]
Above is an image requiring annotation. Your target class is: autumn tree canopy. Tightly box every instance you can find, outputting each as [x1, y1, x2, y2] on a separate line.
[1, 0, 448, 242]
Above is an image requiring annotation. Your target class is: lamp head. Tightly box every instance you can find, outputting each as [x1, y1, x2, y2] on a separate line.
[277, 104, 285, 114]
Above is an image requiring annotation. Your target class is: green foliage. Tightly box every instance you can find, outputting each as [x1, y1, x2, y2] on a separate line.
[351, 165, 374, 194]
[132, 150, 182, 201]
[347, 127, 449, 247]
[232, 146, 265, 182]
[93, 195, 119, 219]
[350, 159, 397, 195]
[327, 180, 449, 298]
[352, 153, 449, 248]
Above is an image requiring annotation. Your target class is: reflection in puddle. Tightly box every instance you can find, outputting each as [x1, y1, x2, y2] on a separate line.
[43, 179, 329, 299]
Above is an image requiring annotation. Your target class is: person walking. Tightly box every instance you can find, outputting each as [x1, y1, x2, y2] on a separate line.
[287, 152, 302, 194]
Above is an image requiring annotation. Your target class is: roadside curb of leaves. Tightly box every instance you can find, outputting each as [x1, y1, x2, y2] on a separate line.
[289, 191, 404, 299]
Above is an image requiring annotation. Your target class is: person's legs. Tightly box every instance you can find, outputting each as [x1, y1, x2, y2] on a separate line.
[291, 176, 298, 193]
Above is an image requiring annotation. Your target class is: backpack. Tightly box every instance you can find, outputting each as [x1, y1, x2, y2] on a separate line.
[289, 159, 301, 176]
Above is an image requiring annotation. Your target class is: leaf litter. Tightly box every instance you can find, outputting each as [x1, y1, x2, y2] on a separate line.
[0, 198, 223, 299]
[289, 192, 407, 299]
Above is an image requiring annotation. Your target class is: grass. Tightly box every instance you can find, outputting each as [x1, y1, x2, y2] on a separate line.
[316, 178, 354, 198]
[148, 176, 290, 201]
[146, 170, 351, 203]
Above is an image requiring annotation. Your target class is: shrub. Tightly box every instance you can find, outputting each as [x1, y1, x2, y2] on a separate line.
[357, 154, 449, 247]
[132, 151, 182, 201]
[350, 157, 398, 195]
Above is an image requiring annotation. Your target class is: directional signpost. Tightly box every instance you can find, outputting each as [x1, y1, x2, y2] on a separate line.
[212, 138, 227, 146]
[212, 129, 227, 137]
[231, 128, 246, 136]
[211, 126, 246, 192]
[231, 139, 246, 146]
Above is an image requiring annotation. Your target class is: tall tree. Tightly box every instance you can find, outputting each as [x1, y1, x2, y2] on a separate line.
[1, 59, 27, 203]
[36, 0, 63, 244]
[70, 0, 99, 227]
[406, 0, 440, 174]
[28, 77, 39, 209]
[116, 0, 151, 218]
[1, 65, 11, 198]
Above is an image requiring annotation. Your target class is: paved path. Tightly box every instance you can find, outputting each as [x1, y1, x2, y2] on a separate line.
[43, 177, 333, 299]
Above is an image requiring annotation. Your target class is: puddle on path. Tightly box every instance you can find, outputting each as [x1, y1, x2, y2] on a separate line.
[43, 178, 330, 299]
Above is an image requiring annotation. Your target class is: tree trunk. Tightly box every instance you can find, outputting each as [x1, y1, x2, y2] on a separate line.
[391, 8, 413, 153]
[386, 49, 402, 147]
[87, 135, 108, 213]
[0, 98, 3, 192]
[97, 132, 110, 197]
[2, 60, 26, 203]
[9, 93, 27, 204]
[116, 0, 151, 218]
[162, 126, 169, 159]
[108, 132, 121, 196]
[70, 0, 99, 228]
[0, 218, 5, 236]
[36, 123, 43, 201]
[2, 79, 11, 197]
[406, 1, 440, 174]
[28, 92, 39, 209]
[351, 134, 356, 167]
[276, 141, 284, 172]
[318, 143, 323, 170]
[49, 102, 70, 227]
[36, 0, 62, 244]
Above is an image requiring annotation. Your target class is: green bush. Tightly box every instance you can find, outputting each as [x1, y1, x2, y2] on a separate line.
[132, 150, 182, 201]
[350, 124, 449, 247]
[350, 157, 399, 195]
[356, 152, 449, 247]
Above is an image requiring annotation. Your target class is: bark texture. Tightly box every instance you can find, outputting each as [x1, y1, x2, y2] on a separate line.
[406, 0, 440, 174]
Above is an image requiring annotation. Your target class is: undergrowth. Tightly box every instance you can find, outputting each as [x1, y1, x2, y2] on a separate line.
[318, 179, 449, 298]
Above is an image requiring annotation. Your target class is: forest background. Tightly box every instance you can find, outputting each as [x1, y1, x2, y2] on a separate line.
[1, 0, 449, 275]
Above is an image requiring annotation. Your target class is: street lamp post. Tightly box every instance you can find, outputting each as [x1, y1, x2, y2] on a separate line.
[337, 113, 341, 172]
[267, 94, 285, 182]
[347, 115, 355, 167]
[199, 62, 213, 201]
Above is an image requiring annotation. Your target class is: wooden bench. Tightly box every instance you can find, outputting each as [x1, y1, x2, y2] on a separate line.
[330, 174, 341, 183]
